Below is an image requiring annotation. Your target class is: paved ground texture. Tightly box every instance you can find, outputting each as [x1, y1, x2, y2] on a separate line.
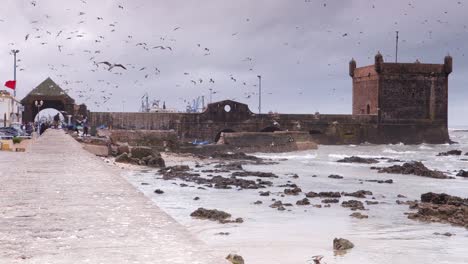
[0, 130, 226, 264]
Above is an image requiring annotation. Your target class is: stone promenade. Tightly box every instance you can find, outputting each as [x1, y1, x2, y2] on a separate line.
[0, 130, 225, 264]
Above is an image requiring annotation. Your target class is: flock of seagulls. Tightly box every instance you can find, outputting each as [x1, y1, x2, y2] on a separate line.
[0, 0, 466, 111]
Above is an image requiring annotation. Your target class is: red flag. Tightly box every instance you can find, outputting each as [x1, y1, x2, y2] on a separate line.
[4, 80, 16, 90]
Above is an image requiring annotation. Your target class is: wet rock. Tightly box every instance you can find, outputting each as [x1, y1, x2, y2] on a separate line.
[211, 151, 261, 161]
[194, 197, 200, 201]
[397, 194, 407, 198]
[130, 146, 157, 159]
[364, 179, 393, 184]
[115, 153, 134, 164]
[270, 201, 286, 211]
[333, 238, 354, 250]
[291, 174, 299, 179]
[306, 191, 342, 198]
[278, 183, 298, 188]
[232, 171, 278, 178]
[433, 232, 454, 237]
[226, 253, 245, 264]
[140, 182, 150, 185]
[190, 208, 230, 223]
[365, 200, 379, 205]
[296, 198, 310, 205]
[350, 212, 369, 219]
[337, 156, 379, 164]
[253, 200, 263, 205]
[216, 232, 230, 236]
[321, 198, 339, 204]
[154, 189, 164, 194]
[259, 191, 271, 196]
[146, 155, 166, 168]
[456, 170, 468, 177]
[341, 200, 365, 210]
[116, 144, 130, 155]
[343, 190, 373, 198]
[437, 150, 462, 156]
[328, 174, 344, 179]
[313, 204, 322, 208]
[214, 162, 244, 171]
[375, 161, 452, 179]
[406, 193, 468, 228]
[284, 187, 302, 196]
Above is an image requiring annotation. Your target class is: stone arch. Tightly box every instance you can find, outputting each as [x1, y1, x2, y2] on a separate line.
[214, 128, 235, 143]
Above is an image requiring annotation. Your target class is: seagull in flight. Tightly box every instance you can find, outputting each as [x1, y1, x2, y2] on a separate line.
[96, 61, 127, 71]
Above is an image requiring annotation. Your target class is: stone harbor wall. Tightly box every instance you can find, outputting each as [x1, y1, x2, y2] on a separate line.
[219, 131, 318, 153]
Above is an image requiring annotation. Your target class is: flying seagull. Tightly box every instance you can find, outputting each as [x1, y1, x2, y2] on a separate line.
[96, 61, 127, 71]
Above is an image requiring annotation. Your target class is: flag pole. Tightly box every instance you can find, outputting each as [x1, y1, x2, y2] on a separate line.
[12, 49, 19, 97]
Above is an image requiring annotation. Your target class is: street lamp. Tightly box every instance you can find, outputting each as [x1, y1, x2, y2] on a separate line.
[11, 49, 20, 97]
[257, 75, 262, 114]
[35, 100, 44, 135]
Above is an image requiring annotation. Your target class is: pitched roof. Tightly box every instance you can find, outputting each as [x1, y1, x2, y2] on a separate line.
[21, 77, 74, 103]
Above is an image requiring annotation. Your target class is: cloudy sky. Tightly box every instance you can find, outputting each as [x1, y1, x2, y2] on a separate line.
[0, 0, 467, 126]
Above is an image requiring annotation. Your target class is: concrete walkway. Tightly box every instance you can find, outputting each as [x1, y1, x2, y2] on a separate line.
[0, 130, 226, 264]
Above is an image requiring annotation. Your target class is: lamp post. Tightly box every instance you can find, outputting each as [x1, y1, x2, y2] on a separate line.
[35, 100, 43, 135]
[11, 49, 19, 98]
[257, 75, 262, 114]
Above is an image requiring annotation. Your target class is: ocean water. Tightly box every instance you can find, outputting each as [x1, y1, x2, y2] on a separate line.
[123, 130, 468, 264]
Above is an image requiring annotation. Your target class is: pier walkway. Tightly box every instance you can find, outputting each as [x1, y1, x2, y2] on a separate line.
[0, 130, 225, 263]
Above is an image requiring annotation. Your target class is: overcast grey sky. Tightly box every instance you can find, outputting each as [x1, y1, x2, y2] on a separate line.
[0, 0, 467, 126]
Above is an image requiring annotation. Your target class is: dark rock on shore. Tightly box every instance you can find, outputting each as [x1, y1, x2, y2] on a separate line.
[343, 190, 373, 198]
[190, 208, 243, 224]
[231, 171, 279, 178]
[365, 200, 379, 205]
[270, 201, 286, 211]
[437, 150, 462, 156]
[296, 198, 310, 205]
[350, 212, 368, 219]
[284, 187, 302, 195]
[333, 238, 354, 250]
[226, 253, 245, 264]
[321, 198, 340, 204]
[328, 174, 344, 179]
[259, 191, 271, 196]
[364, 179, 393, 184]
[215, 162, 244, 171]
[342, 200, 365, 210]
[211, 151, 261, 161]
[154, 189, 164, 194]
[456, 170, 468, 177]
[337, 156, 379, 164]
[374, 161, 452, 179]
[406, 192, 468, 228]
[306, 191, 341, 198]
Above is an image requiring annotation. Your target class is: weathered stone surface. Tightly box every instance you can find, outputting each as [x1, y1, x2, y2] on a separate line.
[337, 156, 379, 164]
[437, 150, 462, 156]
[147, 156, 166, 168]
[226, 254, 245, 264]
[190, 208, 230, 222]
[284, 187, 302, 196]
[231, 171, 278, 178]
[117, 144, 130, 155]
[321, 198, 340, 204]
[306, 191, 341, 198]
[115, 152, 134, 164]
[333, 238, 354, 250]
[296, 198, 310, 205]
[109, 129, 179, 151]
[341, 200, 365, 210]
[375, 161, 451, 179]
[407, 193, 468, 228]
[343, 190, 373, 198]
[456, 170, 468, 177]
[350, 212, 369, 219]
[130, 146, 156, 159]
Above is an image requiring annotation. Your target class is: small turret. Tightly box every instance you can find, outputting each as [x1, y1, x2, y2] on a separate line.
[444, 54, 453, 75]
[374, 52, 384, 73]
[349, 58, 356, 77]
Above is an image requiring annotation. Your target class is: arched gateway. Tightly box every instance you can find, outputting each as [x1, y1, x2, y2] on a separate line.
[21, 77, 88, 124]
